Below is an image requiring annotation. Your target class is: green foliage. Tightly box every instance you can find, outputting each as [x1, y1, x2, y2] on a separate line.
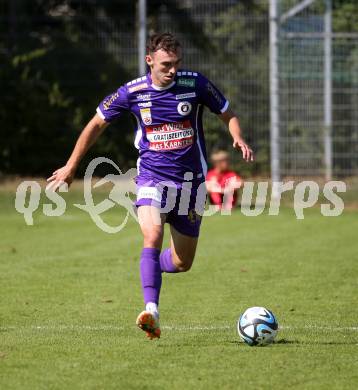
[333, 2, 358, 32]
[0, 0, 137, 176]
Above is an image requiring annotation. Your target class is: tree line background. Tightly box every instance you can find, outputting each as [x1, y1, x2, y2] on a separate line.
[1, 0, 357, 178]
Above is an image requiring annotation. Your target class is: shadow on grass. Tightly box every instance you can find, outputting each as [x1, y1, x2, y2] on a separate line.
[277, 338, 354, 346]
[230, 338, 353, 346]
[275, 339, 298, 344]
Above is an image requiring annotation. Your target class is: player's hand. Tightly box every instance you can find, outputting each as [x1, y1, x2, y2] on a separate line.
[233, 138, 254, 162]
[223, 177, 242, 193]
[46, 165, 75, 191]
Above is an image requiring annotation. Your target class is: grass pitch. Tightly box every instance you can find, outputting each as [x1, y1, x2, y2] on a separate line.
[1, 185, 358, 389]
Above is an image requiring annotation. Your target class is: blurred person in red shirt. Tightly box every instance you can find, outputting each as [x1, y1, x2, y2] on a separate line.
[206, 150, 242, 210]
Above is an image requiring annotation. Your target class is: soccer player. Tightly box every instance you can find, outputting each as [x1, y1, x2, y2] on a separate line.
[47, 32, 254, 339]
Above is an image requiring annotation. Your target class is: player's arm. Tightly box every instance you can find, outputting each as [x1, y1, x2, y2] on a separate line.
[46, 113, 109, 191]
[218, 109, 254, 162]
[209, 191, 224, 207]
[206, 179, 224, 194]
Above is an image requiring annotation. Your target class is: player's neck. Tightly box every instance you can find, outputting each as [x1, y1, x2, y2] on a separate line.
[215, 168, 226, 174]
[150, 72, 172, 89]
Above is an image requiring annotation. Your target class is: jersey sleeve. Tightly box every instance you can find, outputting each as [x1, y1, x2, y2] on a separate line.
[197, 73, 229, 114]
[96, 85, 130, 122]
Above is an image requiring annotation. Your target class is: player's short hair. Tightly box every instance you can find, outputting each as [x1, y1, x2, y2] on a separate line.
[147, 33, 181, 54]
[211, 150, 230, 162]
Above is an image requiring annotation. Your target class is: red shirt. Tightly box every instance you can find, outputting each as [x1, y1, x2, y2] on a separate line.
[206, 169, 242, 209]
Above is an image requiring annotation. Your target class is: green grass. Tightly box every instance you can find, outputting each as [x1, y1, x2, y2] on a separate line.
[1, 187, 358, 389]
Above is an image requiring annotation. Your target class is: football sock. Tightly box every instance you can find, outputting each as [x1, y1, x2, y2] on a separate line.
[159, 248, 179, 273]
[146, 302, 158, 314]
[140, 248, 162, 305]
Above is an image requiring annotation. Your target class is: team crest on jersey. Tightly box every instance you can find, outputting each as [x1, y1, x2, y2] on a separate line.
[178, 78, 195, 88]
[140, 108, 152, 125]
[177, 101, 192, 116]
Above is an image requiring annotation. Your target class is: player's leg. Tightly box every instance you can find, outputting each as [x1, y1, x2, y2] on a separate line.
[138, 204, 165, 249]
[169, 225, 198, 271]
[160, 185, 203, 272]
[159, 209, 200, 273]
[136, 205, 166, 339]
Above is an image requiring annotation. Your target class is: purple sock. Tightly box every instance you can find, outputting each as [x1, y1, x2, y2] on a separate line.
[140, 248, 162, 305]
[159, 248, 179, 273]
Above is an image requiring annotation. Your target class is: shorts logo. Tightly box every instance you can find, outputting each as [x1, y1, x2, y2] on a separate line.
[140, 108, 152, 125]
[138, 101, 152, 108]
[137, 187, 162, 202]
[176, 92, 196, 100]
[188, 209, 201, 224]
[177, 101, 192, 116]
[178, 78, 195, 88]
[128, 82, 148, 93]
[136, 93, 151, 101]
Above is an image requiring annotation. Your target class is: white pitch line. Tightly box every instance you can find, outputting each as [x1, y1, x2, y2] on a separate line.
[0, 325, 229, 332]
[281, 325, 358, 331]
[162, 325, 231, 331]
[0, 325, 125, 331]
[0, 325, 357, 332]
[162, 325, 358, 331]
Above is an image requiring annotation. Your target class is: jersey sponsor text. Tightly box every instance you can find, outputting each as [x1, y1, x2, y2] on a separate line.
[146, 120, 194, 151]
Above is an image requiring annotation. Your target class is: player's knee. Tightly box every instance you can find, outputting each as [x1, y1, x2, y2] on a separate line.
[143, 230, 162, 248]
[143, 237, 161, 248]
[177, 262, 192, 272]
[173, 255, 194, 272]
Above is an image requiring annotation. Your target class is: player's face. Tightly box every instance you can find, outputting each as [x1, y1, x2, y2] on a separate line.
[146, 49, 182, 87]
[215, 158, 230, 172]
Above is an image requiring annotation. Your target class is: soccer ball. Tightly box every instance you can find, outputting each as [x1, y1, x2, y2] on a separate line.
[238, 306, 278, 346]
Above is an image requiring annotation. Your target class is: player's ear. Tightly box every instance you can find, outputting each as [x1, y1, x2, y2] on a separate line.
[145, 54, 153, 67]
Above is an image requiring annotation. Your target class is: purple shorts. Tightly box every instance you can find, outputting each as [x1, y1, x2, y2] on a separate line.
[136, 178, 206, 238]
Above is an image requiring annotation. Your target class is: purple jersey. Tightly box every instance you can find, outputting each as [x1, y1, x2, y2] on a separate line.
[96, 70, 229, 183]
